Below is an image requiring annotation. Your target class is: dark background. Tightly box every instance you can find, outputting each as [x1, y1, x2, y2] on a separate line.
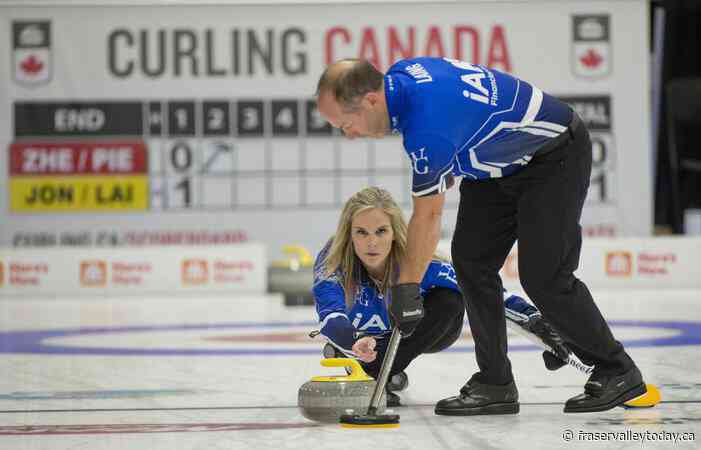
[653, 0, 701, 233]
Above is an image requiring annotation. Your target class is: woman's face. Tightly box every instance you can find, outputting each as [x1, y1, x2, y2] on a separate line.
[351, 207, 394, 277]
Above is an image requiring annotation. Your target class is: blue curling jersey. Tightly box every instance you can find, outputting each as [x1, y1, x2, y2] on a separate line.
[312, 241, 460, 355]
[384, 57, 573, 196]
[312, 241, 536, 356]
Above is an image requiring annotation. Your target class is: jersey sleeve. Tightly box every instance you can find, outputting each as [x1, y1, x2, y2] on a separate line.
[404, 133, 457, 197]
[503, 290, 540, 321]
[312, 245, 357, 355]
[420, 260, 461, 294]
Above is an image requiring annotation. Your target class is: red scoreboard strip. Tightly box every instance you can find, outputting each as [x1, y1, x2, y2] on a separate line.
[9, 141, 147, 175]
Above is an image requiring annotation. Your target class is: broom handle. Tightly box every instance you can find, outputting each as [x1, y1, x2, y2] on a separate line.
[505, 317, 594, 375]
[367, 327, 402, 415]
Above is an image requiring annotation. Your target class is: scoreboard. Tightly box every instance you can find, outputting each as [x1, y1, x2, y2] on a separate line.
[10, 100, 411, 213]
[2, 0, 652, 258]
[9, 96, 613, 215]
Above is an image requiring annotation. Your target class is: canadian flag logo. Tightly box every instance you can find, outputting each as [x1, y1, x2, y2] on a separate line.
[20, 54, 44, 75]
[579, 49, 603, 69]
[12, 21, 52, 86]
[182, 259, 208, 285]
[571, 15, 611, 79]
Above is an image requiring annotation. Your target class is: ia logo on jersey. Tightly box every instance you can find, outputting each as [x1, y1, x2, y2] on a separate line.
[352, 312, 388, 331]
[444, 58, 499, 106]
[410, 148, 429, 175]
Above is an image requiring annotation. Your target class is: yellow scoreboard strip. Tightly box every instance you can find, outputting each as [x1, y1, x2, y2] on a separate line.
[10, 176, 149, 212]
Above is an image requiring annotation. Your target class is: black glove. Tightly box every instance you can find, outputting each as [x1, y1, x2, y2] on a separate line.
[542, 350, 568, 371]
[389, 283, 425, 336]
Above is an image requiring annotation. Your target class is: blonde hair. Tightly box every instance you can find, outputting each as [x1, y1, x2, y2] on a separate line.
[322, 186, 445, 309]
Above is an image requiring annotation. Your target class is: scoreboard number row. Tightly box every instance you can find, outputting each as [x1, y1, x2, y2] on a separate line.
[144, 100, 334, 137]
[15, 100, 334, 138]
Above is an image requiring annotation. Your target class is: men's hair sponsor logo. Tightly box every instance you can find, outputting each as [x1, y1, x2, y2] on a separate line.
[182, 259, 208, 284]
[637, 252, 677, 276]
[81, 261, 107, 286]
[12, 21, 52, 86]
[606, 251, 632, 277]
[571, 15, 611, 79]
[213, 260, 254, 284]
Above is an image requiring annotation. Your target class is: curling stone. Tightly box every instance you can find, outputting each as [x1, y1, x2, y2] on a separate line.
[268, 245, 315, 306]
[298, 358, 386, 423]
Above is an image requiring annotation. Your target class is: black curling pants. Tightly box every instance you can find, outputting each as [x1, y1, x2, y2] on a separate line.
[451, 114, 634, 385]
[361, 287, 465, 379]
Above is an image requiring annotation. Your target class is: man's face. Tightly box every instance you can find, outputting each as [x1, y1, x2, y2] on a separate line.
[317, 92, 388, 139]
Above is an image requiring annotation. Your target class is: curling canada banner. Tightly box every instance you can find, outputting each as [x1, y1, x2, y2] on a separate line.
[1, 0, 651, 260]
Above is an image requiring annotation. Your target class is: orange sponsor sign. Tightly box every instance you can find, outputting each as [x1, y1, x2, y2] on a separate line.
[81, 260, 107, 286]
[605, 251, 632, 277]
[182, 259, 208, 285]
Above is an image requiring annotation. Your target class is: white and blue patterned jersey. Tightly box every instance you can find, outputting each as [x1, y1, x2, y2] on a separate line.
[384, 57, 573, 196]
[312, 241, 538, 355]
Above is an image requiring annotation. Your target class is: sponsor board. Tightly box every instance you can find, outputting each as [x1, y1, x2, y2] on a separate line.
[438, 237, 701, 290]
[0, 244, 266, 295]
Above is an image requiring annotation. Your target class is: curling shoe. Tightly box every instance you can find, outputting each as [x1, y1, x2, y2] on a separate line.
[434, 375, 519, 416]
[564, 365, 646, 413]
[386, 371, 409, 392]
[386, 391, 402, 407]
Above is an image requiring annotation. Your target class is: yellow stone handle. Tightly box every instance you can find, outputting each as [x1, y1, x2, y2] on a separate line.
[311, 358, 373, 382]
[271, 245, 314, 269]
[283, 245, 313, 266]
